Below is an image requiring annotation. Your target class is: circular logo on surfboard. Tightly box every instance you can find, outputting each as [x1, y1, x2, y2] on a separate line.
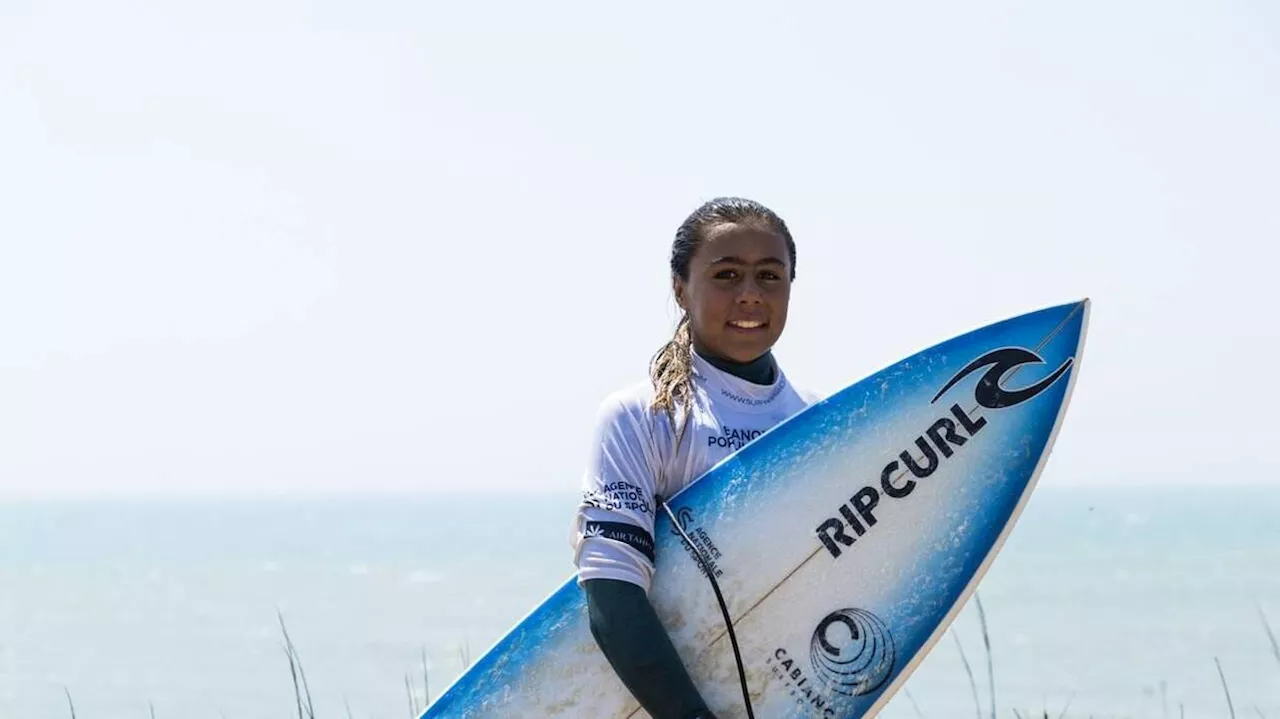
[669, 506, 696, 535]
[809, 608, 896, 697]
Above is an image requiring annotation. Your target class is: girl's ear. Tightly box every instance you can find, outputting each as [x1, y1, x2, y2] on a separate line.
[673, 276, 688, 312]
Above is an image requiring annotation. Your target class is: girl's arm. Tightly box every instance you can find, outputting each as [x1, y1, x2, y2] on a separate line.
[584, 578, 716, 719]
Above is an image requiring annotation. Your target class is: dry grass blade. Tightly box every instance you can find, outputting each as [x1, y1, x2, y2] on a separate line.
[459, 640, 472, 671]
[902, 687, 926, 719]
[345, 695, 355, 719]
[1215, 656, 1237, 719]
[277, 609, 317, 719]
[63, 687, 76, 719]
[423, 645, 431, 707]
[1260, 605, 1280, 670]
[297, 649, 317, 716]
[281, 627, 304, 718]
[406, 673, 417, 718]
[149, 701, 156, 719]
[974, 593, 996, 719]
[950, 627, 982, 719]
[1054, 691, 1076, 719]
[1012, 710, 1026, 719]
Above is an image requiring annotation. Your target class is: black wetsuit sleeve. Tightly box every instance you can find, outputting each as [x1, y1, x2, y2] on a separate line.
[583, 578, 717, 719]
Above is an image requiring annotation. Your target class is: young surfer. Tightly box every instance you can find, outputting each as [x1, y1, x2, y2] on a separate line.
[571, 197, 814, 719]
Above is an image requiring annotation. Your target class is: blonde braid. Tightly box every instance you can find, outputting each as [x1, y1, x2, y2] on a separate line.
[649, 314, 695, 449]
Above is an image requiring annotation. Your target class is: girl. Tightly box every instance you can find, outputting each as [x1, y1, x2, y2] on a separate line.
[571, 197, 814, 719]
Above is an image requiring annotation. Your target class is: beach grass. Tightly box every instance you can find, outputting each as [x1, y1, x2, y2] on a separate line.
[278, 609, 317, 719]
[54, 601, 1280, 718]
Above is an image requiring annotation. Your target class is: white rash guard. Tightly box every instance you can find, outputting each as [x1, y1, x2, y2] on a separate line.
[571, 351, 815, 593]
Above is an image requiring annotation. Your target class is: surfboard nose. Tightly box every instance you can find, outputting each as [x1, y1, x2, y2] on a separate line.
[1054, 298, 1090, 357]
[1018, 299, 1090, 359]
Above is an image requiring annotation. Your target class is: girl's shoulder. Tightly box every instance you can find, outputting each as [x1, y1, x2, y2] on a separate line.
[595, 378, 657, 417]
[592, 376, 692, 447]
[795, 384, 825, 407]
[592, 377, 665, 427]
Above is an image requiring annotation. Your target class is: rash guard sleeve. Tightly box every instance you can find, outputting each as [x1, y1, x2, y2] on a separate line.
[583, 578, 715, 719]
[571, 391, 666, 592]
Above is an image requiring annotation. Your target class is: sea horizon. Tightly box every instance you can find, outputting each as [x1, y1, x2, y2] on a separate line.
[2, 484, 1277, 718]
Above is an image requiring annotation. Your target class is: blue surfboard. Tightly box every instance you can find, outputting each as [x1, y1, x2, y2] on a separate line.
[424, 300, 1090, 718]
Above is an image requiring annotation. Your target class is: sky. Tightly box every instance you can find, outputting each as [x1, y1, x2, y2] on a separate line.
[1, 0, 1277, 497]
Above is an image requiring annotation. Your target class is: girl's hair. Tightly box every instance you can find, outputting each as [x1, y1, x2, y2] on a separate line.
[649, 197, 797, 423]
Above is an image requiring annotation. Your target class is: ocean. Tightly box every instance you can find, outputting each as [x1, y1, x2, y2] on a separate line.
[1, 486, 1277, 719]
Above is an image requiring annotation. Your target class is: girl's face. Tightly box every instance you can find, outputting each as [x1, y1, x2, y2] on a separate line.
[674, 223, 793, 364]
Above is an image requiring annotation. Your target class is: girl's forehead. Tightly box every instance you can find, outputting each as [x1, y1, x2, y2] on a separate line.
[703, 221, 774, 242]
[695, 223, 789, 262]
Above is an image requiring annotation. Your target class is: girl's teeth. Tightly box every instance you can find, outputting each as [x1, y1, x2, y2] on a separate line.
[732, 321, 764, 328]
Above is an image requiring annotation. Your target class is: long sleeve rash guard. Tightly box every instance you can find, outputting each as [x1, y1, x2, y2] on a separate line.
[571, 351, 813, 717]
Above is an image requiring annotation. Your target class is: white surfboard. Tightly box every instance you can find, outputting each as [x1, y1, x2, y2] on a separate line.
[423, 300, 1090, 718]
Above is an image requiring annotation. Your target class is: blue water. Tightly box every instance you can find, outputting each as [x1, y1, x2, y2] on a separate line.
[1, 486, 1277, 718]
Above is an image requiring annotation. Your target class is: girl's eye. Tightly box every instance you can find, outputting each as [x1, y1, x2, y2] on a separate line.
[713, 269, 739, 280]
[759, 270, 782, 281]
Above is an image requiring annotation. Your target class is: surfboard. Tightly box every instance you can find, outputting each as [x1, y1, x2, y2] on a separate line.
[422, 300, 1090, 718]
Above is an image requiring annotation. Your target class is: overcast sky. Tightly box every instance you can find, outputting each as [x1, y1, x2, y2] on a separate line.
[1, 0, 1277, 497]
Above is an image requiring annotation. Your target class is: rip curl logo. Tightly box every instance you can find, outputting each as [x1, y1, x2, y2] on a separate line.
[809, 608, 896, 697]
[814, 344, 1075, 560]
[931, 346, 1073, 408]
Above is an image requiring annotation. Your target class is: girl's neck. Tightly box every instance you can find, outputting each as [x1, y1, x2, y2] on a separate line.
[694, 345, 777, 386]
